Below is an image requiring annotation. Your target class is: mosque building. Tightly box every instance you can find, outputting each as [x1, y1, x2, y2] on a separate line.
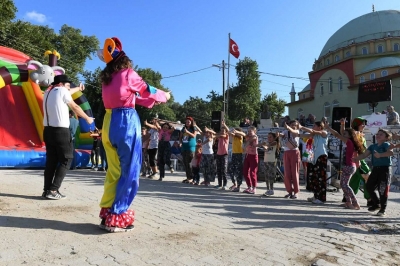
[287, 10, 400, 121]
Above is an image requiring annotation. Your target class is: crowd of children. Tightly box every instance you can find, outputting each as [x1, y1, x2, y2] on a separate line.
[139, 116, 398, 217]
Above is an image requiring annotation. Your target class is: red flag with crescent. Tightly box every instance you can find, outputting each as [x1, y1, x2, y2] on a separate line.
[229, 38, 240, 59]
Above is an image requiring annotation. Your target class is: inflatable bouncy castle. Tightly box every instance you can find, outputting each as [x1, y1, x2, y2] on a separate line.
[0, 46, 95, 168]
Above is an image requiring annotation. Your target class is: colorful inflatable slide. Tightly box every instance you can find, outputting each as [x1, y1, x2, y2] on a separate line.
[0, 46, 94, 168]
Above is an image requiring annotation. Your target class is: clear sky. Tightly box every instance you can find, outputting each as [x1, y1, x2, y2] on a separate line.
[12, 0, 400, 114]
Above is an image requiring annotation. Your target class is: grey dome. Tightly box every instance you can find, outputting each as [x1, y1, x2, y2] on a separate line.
[357, 57, 400, 75]
[300, 84, 310, 92]
[319, 10, 400, 58]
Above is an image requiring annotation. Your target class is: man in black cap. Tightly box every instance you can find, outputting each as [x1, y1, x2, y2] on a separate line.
[42, 75, 94, 199]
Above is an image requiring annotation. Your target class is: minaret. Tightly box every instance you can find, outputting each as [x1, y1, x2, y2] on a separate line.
[290, 83, 296, 102]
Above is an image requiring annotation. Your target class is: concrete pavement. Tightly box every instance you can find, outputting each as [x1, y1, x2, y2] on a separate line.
[0, 169, 400, 266]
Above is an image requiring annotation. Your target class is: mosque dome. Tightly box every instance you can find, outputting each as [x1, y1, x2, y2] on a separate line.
[357, 57, 400, 75]
[300, 84, 310, 92]
[319, 10, 400, 58]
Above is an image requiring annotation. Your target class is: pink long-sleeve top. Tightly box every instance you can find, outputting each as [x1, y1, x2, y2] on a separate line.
[102, 68, 167, 109]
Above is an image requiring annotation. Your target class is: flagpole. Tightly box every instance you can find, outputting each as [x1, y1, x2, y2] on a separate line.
[227, 33, 231, 119]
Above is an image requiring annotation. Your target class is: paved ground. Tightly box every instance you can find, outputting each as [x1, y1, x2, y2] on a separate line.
[1, 169, 400, 266]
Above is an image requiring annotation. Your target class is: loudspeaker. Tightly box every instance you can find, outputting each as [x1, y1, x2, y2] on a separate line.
[331, 107, 352, 132]
[211, 111, 224, 132]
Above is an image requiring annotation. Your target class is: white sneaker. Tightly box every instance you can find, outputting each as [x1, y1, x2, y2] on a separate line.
[312, 199, 324, 204]
[307, 196, 315, 202]
[222, 186, 228, 190]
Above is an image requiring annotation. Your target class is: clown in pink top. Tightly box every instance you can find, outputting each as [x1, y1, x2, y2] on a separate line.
[97, 37, 170, 232]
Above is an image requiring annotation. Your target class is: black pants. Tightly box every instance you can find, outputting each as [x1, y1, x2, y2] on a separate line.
[366, 166, 391, 211]
[43, 126, 73, 191]
[192, 166, 200, 183]
[91, 146, 99, 167]
[148, 148, 158, 167]
[216, 154, 228, 186]
[157, 141, 172, 178]
[70, 138, 77, 169]
[99, 140, 107, 170]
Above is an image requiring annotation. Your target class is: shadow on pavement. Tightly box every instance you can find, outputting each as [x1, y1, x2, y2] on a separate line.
[2, 169, 399, 235]
[0, 216, 106, 235]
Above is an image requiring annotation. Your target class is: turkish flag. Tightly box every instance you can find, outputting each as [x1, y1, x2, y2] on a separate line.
[229, 38, 240, 59]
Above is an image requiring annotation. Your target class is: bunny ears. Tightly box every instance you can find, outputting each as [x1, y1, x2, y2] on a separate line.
[97, 37, 126, 65]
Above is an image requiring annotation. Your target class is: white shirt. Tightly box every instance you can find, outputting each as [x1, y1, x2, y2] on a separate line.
[148, 129, 159, 149]
[43, 86, 72, 128]
[202, 137, 213, 154]
[263, 144, 277, 163]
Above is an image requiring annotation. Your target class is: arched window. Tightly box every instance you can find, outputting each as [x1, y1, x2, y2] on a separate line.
[345, 51, 351, 58]
[326, 59, 330, 65]
[362, 47, 368, 55]
[377, 44, 384, 53]
[324, 102, 331, 119]
[320, 83, 324, 95]
[370, 73, 376, 80]
[381, 70, 388, 77]
[335, 55, 340, 62]
[328, 78, 333, 93]
[394, 43, 400, 51]
[332, 100, 340, 108]
[360, 76, 365, 83]
[338, 77, 343, 91]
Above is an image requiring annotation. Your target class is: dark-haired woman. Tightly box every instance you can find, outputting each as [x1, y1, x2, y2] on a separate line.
[180, 117, 198, 183]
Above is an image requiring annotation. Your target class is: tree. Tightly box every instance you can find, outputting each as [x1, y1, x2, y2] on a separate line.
[227, 57, 261, 123]
[260, 92, 286, 121]
[0, 0, 17, 23]
[82, 68, 104, 128]
[136, 67, 176, 123]
[0, 2, 99, 83]
[54, 25, 99, 80]
[180, 96, 210, 128]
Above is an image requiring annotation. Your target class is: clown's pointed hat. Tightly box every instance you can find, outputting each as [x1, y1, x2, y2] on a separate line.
[97, 37, 126, 65]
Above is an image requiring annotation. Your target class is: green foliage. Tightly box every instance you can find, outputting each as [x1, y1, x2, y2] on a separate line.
[0, 1, 284, 130]
[0, 3, 99, 82]
[54, 25, 99, 80]
[0, 0, 17, 23]
[179, 96, 211, 128]
[227, 57, 261, 122]
[81, 68, 104, 128]
[136, 68, 176, 123]
[260, 92, 287, 121]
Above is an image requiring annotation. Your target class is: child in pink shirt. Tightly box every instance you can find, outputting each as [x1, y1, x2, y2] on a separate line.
[145, 120, 175, 180]
[215, 122, 230, 189]
[243, 126, 259, 194]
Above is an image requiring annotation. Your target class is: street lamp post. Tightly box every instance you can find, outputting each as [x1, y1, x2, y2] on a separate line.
[212, 60, 228, 114]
